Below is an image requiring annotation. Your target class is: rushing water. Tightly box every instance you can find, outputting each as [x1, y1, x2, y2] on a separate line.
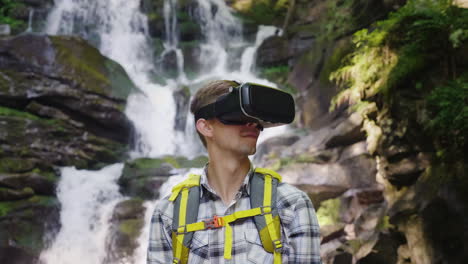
[40, 164, 125, 264]
[40, 0, 285, 263]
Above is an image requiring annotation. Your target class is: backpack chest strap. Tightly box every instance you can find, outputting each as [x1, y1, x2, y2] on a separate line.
[176, 206, 271, 260]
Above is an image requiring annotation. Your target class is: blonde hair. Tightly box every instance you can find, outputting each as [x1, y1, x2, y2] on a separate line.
[190, 80, 239, 147]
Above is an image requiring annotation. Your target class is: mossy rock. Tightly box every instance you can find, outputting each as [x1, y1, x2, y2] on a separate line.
[231, 0, 288, 26]
[119, 155, 208, 199]
[0, 157, 36, 173]
[316, 198, 341, 226]
[0, 34, 136, 100]
[0, 195, 59, 255]
[50, 35, 136, 99]
[0, 108, 127, 170]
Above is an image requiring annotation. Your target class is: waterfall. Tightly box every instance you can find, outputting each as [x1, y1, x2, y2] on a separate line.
[40, 164, 125, 264]
[40, 0, 287, 263]
[26, 9, 34, 32]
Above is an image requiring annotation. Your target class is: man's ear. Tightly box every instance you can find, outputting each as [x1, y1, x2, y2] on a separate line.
[195, 119, 214, 138]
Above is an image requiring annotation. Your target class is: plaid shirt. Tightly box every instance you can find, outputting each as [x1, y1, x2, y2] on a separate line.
[147, 168, 322, 264]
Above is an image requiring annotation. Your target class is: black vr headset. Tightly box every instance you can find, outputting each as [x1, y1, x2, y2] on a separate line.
[194, 82, 295, 130]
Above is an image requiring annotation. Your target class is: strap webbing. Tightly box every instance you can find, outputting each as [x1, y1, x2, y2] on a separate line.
[170, 169, 283, 263]
[173, 187, 189, 263]
[263, 174, 282, 264]
[175, 207, 268, 260]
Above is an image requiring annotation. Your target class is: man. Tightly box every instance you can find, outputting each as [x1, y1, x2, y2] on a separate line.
[147, 80, 322, 264]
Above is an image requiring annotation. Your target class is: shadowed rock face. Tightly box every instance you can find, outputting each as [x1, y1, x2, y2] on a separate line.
[0, 33, 135, 261]
[0, 33, 135, 144]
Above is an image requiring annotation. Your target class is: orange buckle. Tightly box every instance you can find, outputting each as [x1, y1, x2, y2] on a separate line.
[204, 215, 224, 229]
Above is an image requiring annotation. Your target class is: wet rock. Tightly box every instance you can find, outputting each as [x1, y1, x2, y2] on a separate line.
[106, 199, 146, 263]
[173, 85, 191, 132]
[384, 153, 430, 187]
[0, 113, 127, 170]
[119, 156, 208, 199]
[358, 232, 402, 264]
[324, 112, 365, 148]
[0, 34, 135, 144]
[0, 34, 133, 171]
[254, 134, 300, 166]
[112, 199, 146, 221]
[0, 195, 60, 259]
[0, 171, 56, 196]
[256, 35, 290, 67]
[0, 187, 34, 201]
[0, 246, 38, 264]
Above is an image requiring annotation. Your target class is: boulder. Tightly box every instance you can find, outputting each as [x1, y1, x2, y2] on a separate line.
[0, 196, 60, 259]
[119, 156, 208, 199]
[173, 85, 191, 132]
[0, 246, 37, 264]
[105, 199, 146, 263]
[0, 34, 135, 170]
[255, 35, 290, 67]
[0, 171, 57, 196]
[0, 113, 127, 170]
[0, 34, 135, 144]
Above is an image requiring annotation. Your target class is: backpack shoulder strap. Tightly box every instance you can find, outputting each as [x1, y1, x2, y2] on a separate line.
[169, 174, 201, 264]
[250, 168, 283, 263]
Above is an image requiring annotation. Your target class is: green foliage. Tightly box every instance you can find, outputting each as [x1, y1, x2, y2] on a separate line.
[321, 0, 355, 41]
[426, 77, 468, 151]
[0, 0, 25, 30]
[259, 65, 296, 94]
[330, 0, 467, 157]
[331, 0, 467, 103]
[0, 106, 40, 120]
[316, 198, 341, 226]
[235, 0, 289, 25]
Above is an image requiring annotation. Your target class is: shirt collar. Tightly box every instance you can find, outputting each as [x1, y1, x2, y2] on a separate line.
[200, 163, 254, 198]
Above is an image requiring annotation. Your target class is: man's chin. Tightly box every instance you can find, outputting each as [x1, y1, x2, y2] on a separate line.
[239, 145, 256, 156]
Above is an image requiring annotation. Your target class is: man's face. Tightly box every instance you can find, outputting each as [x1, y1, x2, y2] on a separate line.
[209, 119, 261, 156]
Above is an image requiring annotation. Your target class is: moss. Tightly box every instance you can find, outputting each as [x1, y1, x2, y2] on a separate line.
[232, 0, 288, 26]
[0, 106, 70, 133]
[50, 36, 134, 99]
[377, 215, 395, 231]
[127, 156, 208, 171]
[31, 168, 58, 182]
[128, 158, 167, 170]
[320, 38, 353, 85]
[316, 198, 341, 226]
[0, 157, 35, 173]
[259, 65, 292, 89]
[0, 106, 42, 120]
[118, 219, 144, 237]
[0, 195, 56, 218]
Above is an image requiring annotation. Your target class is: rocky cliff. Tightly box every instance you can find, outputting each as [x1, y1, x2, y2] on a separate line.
[248, 0, 467, 263]
[0, 33, 135, 262]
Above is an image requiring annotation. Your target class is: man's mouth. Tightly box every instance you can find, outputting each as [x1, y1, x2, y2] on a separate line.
[241, 129, 260, 138]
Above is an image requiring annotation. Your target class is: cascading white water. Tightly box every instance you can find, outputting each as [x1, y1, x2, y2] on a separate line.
[41, 0, 288, 263]
[26, 9, 34, 32]
[40, 164, 125, 264]
[161, 0, 188, 83]
[45, 0, 182, 158]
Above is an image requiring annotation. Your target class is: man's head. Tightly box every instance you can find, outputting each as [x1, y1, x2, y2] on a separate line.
[190, 80, 261, 155]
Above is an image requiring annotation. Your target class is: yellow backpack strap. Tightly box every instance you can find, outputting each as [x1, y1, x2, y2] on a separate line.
[251, 168, 283, 264]
[170, 174, 201, 264]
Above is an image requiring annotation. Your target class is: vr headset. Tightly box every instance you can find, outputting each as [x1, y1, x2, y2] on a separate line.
[194, 82, 295, 130]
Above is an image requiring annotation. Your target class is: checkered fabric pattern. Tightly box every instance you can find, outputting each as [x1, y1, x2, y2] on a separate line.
[147, 168, 322, 264]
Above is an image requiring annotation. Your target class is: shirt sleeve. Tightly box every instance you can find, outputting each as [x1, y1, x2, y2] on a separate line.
[282, 191, 322, 264]
[147, 201, 173, 264]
